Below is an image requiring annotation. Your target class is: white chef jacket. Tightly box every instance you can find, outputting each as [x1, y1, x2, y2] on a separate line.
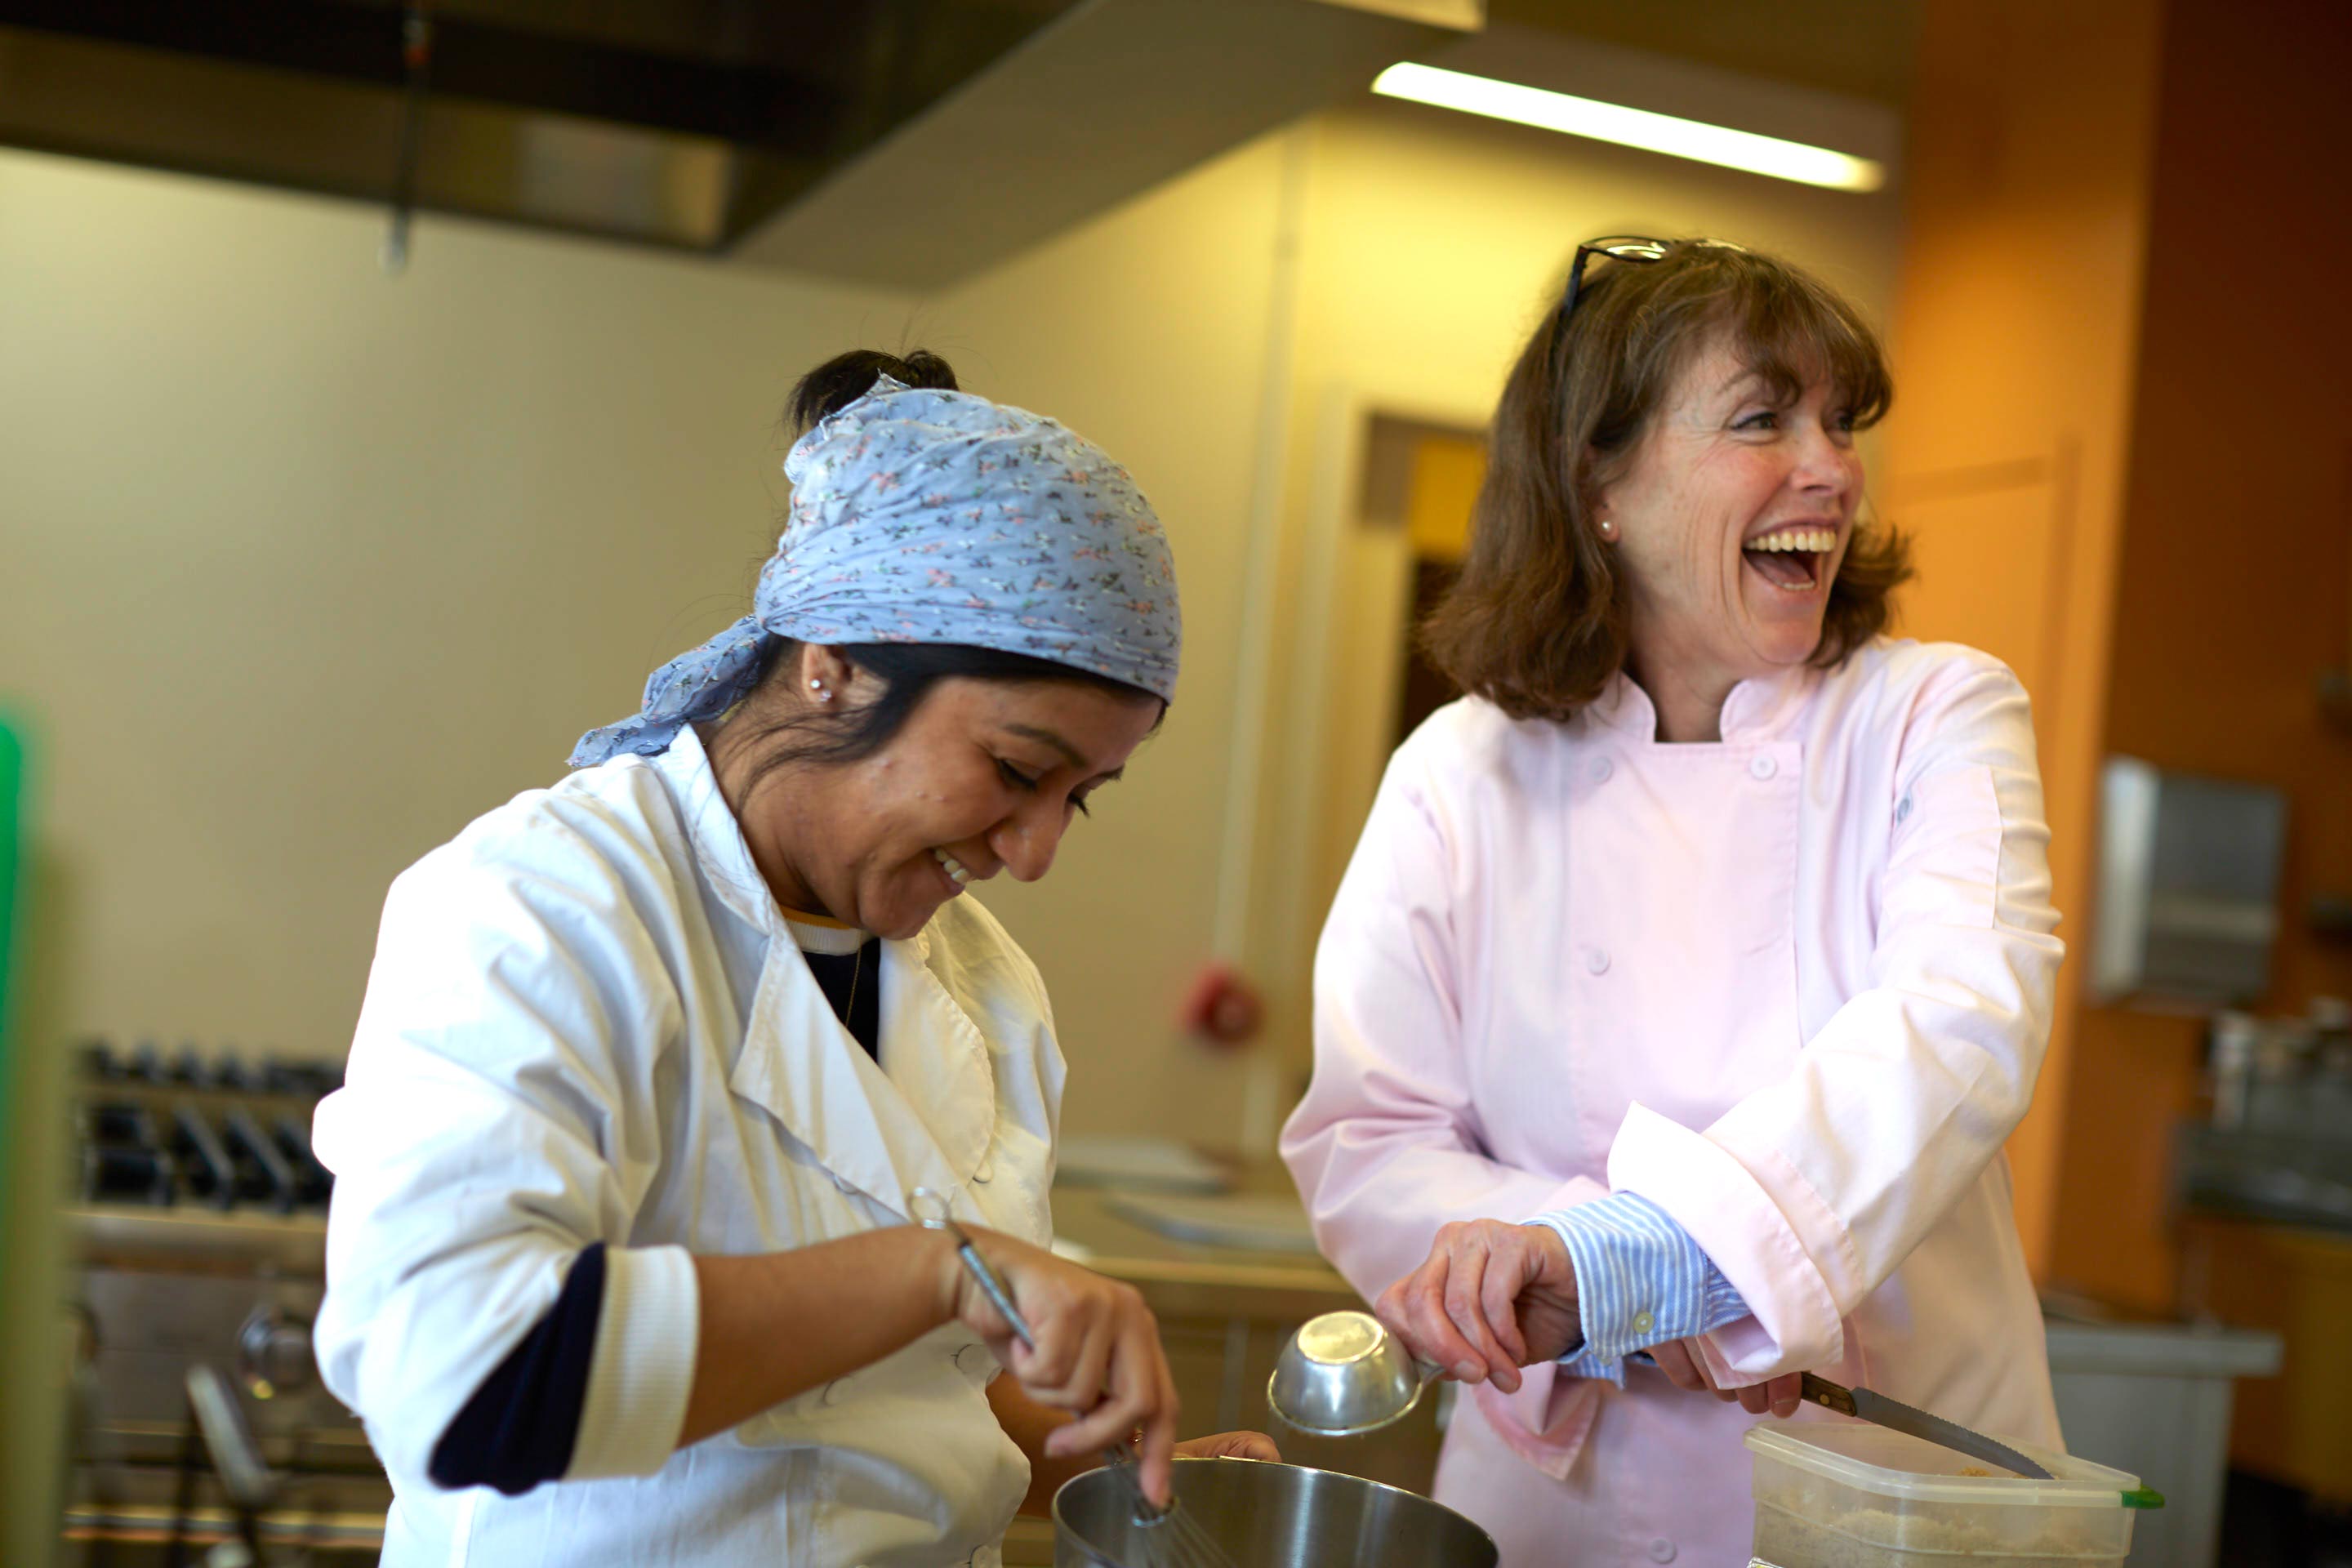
[314, 724, 1063, 1566]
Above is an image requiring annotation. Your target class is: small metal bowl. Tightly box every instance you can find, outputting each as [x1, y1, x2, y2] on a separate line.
[1265, 1310, 1440, 1438]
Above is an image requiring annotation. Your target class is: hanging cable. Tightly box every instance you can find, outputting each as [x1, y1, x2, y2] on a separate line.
[383, 0, 434, 274]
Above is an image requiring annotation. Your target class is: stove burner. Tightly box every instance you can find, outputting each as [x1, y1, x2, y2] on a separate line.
[82, 1141, 179, 1206]
[74, 1040, 341, 1215]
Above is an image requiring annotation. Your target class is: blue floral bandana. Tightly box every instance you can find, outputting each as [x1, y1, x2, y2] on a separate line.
[571, 376, 1181, 767]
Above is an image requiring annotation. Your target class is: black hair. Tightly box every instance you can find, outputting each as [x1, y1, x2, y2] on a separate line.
[719, 350, 1164, 793]
[732, 638, 1158, 776]
[784, 347, 961, 438]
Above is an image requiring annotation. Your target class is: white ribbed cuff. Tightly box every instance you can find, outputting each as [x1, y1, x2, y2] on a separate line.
[566, 1243, 699, 1480]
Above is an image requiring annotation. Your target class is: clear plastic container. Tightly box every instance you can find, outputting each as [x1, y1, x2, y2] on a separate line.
[1745, 1419, 2158, 1566]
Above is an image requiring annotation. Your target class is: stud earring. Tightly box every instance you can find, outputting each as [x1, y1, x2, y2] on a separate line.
[1597, 516, 1618, 541]
[808, 677, 832, 702]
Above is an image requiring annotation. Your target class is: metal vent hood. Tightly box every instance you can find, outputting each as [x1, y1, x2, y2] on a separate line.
[0, 0, 1480, 286]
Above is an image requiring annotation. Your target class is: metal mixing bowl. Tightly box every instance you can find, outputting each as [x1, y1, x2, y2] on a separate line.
[1052, 1455, 1498, 1568]
[1265, 1309, 1439, 1438]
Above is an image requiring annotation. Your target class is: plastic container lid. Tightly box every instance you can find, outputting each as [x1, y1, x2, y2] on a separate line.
[1744, 1421, 2156, 1510]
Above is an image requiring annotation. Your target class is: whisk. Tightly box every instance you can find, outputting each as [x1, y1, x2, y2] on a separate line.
[910, 1187, 1243, 1568]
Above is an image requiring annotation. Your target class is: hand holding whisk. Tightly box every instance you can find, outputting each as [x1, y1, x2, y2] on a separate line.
[911, 1187, 1244, 1567]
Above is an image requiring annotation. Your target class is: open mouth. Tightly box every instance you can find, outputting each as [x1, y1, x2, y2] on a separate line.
[932, 848, 974, 897]
[1742, 526, 1838, 594]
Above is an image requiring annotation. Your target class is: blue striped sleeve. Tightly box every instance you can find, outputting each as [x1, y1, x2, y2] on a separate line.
[1524, 1192, 1751, 1383]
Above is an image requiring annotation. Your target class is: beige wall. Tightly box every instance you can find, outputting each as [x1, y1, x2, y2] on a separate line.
[2, 77, 1909, 1152]
[0, 149, 909, 1057]
[924, 131, 1295, 1146]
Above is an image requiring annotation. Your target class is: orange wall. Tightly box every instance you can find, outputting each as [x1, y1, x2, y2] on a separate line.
[2052, 0, 2352, 1312]
[1884, 0, 2167, 1278]
[1893, 0, 2352, 1313]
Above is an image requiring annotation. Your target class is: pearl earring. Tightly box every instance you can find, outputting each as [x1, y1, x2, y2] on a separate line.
[808, 678, 831, 702]
[1597, 516, 1617, 541]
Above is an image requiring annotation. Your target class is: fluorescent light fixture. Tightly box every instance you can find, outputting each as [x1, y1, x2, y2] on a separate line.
[1372, 61, 1885, 193]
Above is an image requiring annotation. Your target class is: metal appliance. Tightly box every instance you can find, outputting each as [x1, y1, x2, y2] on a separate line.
[62, 1041, 387, 1566]
[2090, 757, 2288, 1007]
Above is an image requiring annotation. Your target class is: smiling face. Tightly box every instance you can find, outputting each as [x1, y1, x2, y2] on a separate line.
[717, 652, 1163, 940]
[1592, 332, 1865, 708]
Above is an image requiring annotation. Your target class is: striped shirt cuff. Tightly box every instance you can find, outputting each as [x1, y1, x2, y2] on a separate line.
[1525, 1192, 1750, 1382]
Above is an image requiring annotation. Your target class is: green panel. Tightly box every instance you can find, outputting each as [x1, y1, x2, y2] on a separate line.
[0, 712, 56, 1568]
[0, 715, 22, 1186]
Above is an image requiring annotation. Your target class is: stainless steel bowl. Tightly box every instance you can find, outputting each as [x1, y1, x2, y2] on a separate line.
[1052, 1455, 1498, 1568]
[1266, 1310, 1438, 1438]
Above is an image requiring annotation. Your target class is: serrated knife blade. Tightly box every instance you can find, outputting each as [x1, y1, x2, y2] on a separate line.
[1799, 1372, 2055, 1480]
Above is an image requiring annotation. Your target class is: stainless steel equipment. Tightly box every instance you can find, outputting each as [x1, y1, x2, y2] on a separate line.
[1265, 1310, 1440, 1438]
[62, 1041, 389, 1565]
[1052, 1456, 1498, 1568]
[2091, 757, 2289, 1007]
[2176, 1003, 2352, 1236]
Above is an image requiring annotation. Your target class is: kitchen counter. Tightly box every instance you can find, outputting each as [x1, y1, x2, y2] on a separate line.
[1049, 1183, 1359, 1321]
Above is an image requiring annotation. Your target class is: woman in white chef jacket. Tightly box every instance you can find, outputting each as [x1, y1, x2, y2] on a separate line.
[314, 350, 1274, 1568]
[1282, 240, 2068, 1566]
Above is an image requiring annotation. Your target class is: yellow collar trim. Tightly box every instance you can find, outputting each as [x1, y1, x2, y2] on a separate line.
[777, 905, 855, 931]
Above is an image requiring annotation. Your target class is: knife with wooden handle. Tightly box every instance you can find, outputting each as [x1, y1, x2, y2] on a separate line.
[1798, 1372, 2056, 1480]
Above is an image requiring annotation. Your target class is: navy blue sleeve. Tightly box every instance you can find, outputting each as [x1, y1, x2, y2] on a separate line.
[427, 1242, 604, 1494]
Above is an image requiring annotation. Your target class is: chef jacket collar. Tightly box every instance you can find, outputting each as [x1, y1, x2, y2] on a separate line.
[1584, 662, 1818, 744]
[728, 920, 996, 1222]
[654, 727, 992, 1214]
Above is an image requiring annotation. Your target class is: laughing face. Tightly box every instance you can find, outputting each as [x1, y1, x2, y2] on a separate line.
[720, 652, 1163, 941]
[1592, 332, 1864, 707]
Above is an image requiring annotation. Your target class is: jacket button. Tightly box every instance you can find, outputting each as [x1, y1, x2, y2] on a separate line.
[1748, 754, 1777, 781]
[1647, 1539, 1677, 1562]
[1585, 947, 1610, 975]
[831, 1172, 856, 1195]
[973, 1156, 996, 1184]
[956, 1343, 995, 1376]
[1588, 755, 1614, 784]
[820, 1379, 843, 1406]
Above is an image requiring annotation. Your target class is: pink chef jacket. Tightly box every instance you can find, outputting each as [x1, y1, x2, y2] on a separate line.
[1281, 638, 2065, 1567]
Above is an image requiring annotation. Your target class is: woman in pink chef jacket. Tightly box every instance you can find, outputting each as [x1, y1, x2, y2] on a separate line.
[1281, 238, 2065, 1566]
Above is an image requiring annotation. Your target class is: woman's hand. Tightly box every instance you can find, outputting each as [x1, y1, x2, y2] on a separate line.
[1373, 1219, 1581, 1396]
[1649, 1338, 1803, 1418]
[987, 1383, 1276, 1518]
[940, 1227, 1180, 1505]
[1173, 1430, 1281, 1462]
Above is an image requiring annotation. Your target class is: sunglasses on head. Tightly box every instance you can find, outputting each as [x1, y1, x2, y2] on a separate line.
[1546, 235, 1746, 361]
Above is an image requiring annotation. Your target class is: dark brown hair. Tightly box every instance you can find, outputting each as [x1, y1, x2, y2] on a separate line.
[783, 346, 961, 436]
[1422, 240, 1912, 723]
